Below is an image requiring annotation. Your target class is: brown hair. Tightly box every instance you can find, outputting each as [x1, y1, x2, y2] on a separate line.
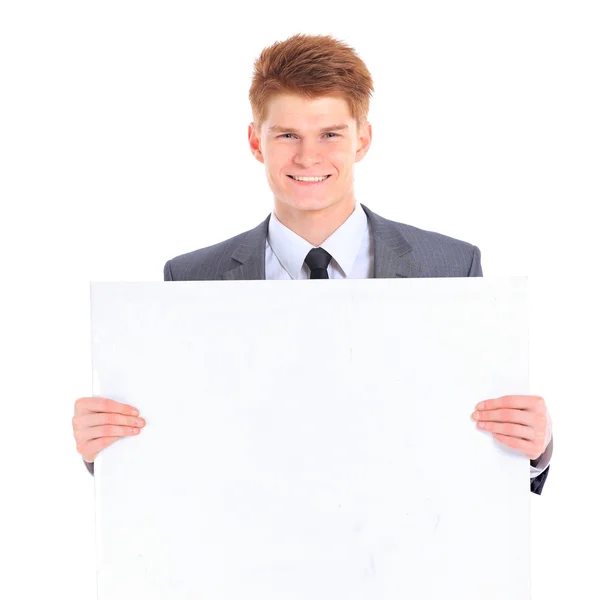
[249, 34, 374, 135]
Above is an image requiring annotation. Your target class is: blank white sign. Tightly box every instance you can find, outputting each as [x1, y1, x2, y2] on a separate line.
[90, 278, 530, 600]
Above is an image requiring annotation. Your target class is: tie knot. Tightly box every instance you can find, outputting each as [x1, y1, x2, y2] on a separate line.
[304, 247, 333, 279]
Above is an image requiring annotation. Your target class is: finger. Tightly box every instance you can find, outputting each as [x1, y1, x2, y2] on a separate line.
[74, 396, 139, 416]
[81, 423, 142, 443]
[472, 408, 535, 426]
[492, 432, 540, 459]
[476, 395, 544, 412]
[477, 420, 535, 440]
[73, 412, 145, 431]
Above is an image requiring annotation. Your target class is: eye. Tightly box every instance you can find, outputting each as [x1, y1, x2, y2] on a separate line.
[277, 133, 340, 139]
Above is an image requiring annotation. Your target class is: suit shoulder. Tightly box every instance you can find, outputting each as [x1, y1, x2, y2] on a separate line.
[377, 213, 482, 276]
[163, 229, 252, 281]
[394, 218, 478, 251]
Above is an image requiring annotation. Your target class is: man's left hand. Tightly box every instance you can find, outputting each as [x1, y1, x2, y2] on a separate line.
[472, 395, 553, 461]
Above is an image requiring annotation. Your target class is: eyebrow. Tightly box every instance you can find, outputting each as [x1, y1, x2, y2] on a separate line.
[268, 123, 349, 134]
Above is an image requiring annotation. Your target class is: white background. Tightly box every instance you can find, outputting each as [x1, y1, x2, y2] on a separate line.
[0, 1, 593, 598]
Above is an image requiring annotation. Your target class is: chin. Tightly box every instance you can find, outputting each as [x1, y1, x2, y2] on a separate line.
[282, 196, 336, 212]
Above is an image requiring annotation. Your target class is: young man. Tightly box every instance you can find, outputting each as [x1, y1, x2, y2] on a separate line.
[73, 34, 553, 494]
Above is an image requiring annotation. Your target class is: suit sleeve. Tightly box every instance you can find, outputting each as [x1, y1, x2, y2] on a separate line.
[164, 260, 174, 281]
[468, 245, 483, 277]
[530, 464, 550, 495]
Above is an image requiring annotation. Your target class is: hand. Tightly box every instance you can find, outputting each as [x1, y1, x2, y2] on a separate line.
[72, 396, 146, 463]
[471, 395, 552, 461]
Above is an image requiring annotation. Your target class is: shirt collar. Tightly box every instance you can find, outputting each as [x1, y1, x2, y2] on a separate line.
[267, 201, 369, 279]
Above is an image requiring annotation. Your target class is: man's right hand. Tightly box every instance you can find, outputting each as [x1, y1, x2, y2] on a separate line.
[72, 396, 146, 464]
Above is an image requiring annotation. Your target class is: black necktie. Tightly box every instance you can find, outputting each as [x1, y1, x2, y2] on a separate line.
[304, 247, 333, 279]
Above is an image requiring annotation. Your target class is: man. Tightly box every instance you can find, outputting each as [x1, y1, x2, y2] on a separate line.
[72, 33, 553, 494]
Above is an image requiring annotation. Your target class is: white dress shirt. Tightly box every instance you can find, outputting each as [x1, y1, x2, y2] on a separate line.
[265, 200, 550, 478]
[266, 200, 373, 280]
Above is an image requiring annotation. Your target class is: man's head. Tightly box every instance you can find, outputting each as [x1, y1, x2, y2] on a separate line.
[248, 34, 374, 221]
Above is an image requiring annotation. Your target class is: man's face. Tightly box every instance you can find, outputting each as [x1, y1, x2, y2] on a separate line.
[248, 94, 372, 217]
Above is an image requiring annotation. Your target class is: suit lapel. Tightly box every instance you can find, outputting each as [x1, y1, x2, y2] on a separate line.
[221, 215, 270, 280]
[360, 204, 421, 278]
[221, 204, 420, 280]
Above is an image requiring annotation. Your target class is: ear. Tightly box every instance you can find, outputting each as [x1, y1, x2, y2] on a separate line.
[248, 123, 265, 164]
[354, 121, 372, 163]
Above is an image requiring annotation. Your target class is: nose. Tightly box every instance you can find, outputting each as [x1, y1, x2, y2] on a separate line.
[293, 139, 323, 168]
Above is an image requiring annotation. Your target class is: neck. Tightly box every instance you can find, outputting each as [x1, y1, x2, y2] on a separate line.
[273, 197, 356, 247]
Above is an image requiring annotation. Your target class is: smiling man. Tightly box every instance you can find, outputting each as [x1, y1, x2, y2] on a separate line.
[256, 93, 364, 250]
[74, 33, 552, 494]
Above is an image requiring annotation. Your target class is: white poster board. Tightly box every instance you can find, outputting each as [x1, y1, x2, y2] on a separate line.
[90, 278, 530, 600]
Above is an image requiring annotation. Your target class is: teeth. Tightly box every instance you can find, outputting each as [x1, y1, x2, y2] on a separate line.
[291, 175, 329, 182]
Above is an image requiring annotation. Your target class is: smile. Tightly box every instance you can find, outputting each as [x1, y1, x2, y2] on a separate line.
[288, 175, 332, 185]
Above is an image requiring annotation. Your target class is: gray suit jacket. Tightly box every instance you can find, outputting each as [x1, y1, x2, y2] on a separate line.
[85, 203, 549, 494]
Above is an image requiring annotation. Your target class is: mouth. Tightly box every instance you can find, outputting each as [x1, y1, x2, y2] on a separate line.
[287, 174, 332, 186]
